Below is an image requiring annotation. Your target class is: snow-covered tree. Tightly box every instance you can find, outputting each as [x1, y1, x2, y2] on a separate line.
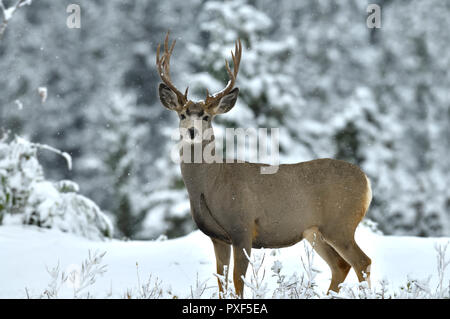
[92, 93, 148, 238]
[366, 0, 450, 235]
[0, 134, 113, 239]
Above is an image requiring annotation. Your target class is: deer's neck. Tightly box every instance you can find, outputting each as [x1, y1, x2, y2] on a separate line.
[179, 138, 219, 198]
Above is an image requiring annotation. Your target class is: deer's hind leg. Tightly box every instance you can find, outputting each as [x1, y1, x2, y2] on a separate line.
[321, 232, 372, 288]
[303, 227, 351, 293]
[211, 238, 231, 296]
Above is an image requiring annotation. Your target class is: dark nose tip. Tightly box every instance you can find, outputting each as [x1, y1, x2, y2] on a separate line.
[188, 128, 196, 139]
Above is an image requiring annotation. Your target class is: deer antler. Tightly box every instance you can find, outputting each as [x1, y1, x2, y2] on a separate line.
[203, 38, 242, 111]
[156, 31, 189, 109]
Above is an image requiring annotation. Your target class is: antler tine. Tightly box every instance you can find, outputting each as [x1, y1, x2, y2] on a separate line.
[156, 42, 161, 66]
[234, 38, 242, 76]
[156, 31, 187, 108]
[163, 32, 176, 79]
[204, 38, 242, 110]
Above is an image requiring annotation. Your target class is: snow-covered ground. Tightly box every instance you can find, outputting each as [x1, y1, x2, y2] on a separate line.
[0, 224, 449, 299]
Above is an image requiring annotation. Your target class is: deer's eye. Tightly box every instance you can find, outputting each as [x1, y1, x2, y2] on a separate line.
[180, 114, 186, 120]
[203, 116, 210, 121]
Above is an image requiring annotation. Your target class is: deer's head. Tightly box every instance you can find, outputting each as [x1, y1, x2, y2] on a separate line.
[157, 32, 241, 144]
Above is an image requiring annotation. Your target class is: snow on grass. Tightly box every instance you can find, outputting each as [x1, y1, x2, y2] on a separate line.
[0, 223, 449, 299]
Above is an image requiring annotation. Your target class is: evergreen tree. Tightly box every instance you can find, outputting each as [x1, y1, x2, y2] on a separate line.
[95, 93, 148, 238]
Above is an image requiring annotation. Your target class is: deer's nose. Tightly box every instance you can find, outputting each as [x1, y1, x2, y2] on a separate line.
[188, 127, 197, 139]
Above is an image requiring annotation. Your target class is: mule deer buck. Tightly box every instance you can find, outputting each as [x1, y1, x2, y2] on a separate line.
[156, 32, 372, 297]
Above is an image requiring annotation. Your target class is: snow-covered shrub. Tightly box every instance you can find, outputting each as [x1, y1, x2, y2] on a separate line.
[0, 134, 113, 240]
[272, 242, 321, 299]
[242, 249, 269, 298]
[124, 262, 176, 299]
[36, 250, 108, 299]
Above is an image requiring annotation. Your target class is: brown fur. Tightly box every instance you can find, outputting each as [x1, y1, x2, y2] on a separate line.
[181, 157, 372, 296]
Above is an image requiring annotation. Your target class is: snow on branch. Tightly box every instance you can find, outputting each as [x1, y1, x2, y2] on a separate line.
[32, 140, 72, 171]
[0, 0, 32, 40]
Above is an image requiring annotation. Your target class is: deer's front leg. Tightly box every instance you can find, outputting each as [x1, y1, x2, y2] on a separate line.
[211, 238, 231, 297]
[232, 234, 252, 298]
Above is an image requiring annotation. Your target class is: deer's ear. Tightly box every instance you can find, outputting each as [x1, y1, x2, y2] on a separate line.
[212, 88, 239, 114]
[159, 83, 180, 110]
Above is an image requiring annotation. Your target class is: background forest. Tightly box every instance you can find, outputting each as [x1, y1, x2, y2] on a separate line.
[1, 0, 449, 240]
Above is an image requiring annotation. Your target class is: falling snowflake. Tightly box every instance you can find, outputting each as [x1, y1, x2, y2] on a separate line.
[14, 99, 23, 110]
[38, 87, 47, 103]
